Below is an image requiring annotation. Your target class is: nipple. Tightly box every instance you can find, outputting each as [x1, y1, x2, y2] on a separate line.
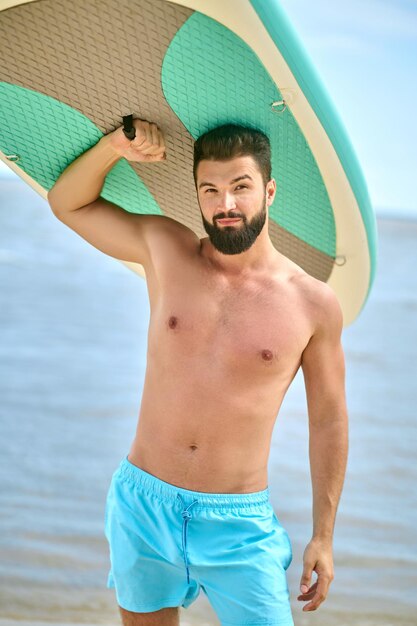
[168, 316, 178, 329]
[261, 349, 273, 361]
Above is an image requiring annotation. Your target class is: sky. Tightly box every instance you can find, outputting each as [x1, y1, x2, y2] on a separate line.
[278, 0, 417, 217]
[1, 0, 416, 217]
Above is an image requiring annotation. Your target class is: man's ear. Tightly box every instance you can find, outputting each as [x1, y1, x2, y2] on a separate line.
[266, 179, 277, 205]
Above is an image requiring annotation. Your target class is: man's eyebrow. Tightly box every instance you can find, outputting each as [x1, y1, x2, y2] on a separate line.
[198, 175, 253, 190]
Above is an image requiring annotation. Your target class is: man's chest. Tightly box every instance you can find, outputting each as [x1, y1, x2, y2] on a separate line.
[148, 269, 312, 381]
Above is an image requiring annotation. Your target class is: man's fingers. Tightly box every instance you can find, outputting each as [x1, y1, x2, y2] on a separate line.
[297, 580, 317, 600]
[142, 152, 166, 161]
[125, 119, 167, 161]
[300, 563, 313, 595]
[303, 590, 325, 611]
[150, 122, 158, 146]
[302, 576, 331, 611]
[130, 120, 151, 150]
[136, 123, 166, 156]
[147, 123, 164, 154]
[298, 540, 334, 611]
[159, 129, 166, 151]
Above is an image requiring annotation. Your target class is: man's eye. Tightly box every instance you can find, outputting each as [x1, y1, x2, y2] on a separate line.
[205, 185, 247, 193]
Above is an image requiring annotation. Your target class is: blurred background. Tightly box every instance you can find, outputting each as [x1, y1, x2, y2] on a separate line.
[1, 1, 416, 625]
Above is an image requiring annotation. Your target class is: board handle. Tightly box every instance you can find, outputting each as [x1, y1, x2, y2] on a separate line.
[122, 114, 136, 140]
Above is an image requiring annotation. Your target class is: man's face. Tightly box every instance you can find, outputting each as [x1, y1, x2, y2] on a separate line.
[196, 156, 272, 255]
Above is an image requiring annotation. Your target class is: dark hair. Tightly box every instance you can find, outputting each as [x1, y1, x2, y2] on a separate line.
[193, 123, 272, 189]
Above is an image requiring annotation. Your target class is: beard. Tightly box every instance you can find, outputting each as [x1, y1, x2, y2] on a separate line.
[200, 192, 267, 255]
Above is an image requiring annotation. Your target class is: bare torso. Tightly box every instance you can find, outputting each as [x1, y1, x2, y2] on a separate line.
[128, 230, 316, 493]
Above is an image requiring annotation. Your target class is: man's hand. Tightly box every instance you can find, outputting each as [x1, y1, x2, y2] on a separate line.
[297, 537, 334, 611]
[104, 119, 167, 163]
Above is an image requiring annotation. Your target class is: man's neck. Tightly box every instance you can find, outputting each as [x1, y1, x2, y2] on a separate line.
[199, 234, 279, 278]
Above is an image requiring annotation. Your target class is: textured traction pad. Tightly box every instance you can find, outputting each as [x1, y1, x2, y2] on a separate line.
[0, 0, 336, 281]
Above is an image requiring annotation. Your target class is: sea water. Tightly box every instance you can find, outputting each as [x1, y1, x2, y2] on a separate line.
[1, 180, 416, 625]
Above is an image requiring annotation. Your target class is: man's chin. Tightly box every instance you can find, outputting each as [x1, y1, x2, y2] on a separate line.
[208, 234, 255, 255]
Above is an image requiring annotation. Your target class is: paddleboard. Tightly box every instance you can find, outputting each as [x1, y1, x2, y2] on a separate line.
[0, 0, 377, 325]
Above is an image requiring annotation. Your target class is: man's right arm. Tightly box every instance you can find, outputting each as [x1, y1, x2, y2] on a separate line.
[47, 122, 195, 267]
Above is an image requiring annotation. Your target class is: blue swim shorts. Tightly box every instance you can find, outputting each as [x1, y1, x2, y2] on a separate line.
[104, 455, 294, 626]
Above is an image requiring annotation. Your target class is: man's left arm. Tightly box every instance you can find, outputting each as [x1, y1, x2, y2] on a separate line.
[298, 282, 349, 612]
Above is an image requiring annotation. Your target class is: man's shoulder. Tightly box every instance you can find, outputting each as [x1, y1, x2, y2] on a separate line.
[289, 267, 344, 332]
[146, 215, 200, 255]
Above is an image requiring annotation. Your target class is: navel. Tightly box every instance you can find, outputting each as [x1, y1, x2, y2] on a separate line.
[189, 444, 198, 451]
[168, 315, 178, 329]
[261, 349, 273, 361]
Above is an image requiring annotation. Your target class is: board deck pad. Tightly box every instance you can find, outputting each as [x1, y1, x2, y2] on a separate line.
[0, 0, 336, 281]
[0, 0, 378, 325]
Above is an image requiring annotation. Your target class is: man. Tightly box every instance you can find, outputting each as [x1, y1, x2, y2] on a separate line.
[47, 120, 348, 626]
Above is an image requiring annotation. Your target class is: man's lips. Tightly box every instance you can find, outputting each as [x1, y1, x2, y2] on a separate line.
[216, 218, 241, 225]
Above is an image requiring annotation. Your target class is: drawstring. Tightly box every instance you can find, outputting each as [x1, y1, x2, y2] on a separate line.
[177, 494, 199, 584]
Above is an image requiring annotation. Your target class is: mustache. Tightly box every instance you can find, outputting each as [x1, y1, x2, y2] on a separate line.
[214, 213, 244, 220]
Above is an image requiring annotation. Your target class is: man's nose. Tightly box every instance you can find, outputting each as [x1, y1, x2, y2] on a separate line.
[219, 191, 236, 209]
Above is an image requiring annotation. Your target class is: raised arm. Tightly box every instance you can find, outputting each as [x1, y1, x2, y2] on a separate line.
[47, 120, 195, 267]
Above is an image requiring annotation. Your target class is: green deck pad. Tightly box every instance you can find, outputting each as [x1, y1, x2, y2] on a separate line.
[0, 82, 163, 215]
[161, 11, 336, 258]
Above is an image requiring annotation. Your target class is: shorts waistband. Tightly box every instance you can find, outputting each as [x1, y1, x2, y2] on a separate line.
[116, 455, 271, 509]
